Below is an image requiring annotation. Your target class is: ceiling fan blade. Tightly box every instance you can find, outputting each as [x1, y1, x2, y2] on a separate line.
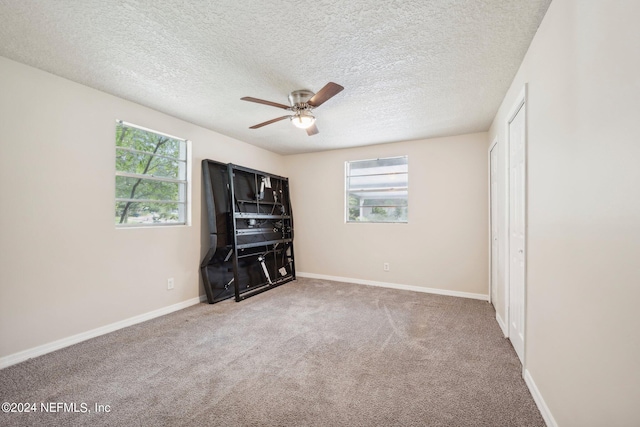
[241, 97, 291, 110]
[249, 115, 291, 129]
[308, 82, 344, 107]
[306, 123, 319, 136]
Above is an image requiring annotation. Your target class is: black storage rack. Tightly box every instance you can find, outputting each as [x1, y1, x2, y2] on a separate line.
[200, 160, 296, 303]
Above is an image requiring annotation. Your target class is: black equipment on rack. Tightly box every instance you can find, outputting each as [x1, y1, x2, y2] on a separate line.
[200, 160, 296, 303]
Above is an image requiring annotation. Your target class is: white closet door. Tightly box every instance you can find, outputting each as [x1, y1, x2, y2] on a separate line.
[509, 101, 526, 364]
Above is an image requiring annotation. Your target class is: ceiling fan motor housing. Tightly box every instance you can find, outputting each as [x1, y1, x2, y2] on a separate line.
[288, 89, 314, 109]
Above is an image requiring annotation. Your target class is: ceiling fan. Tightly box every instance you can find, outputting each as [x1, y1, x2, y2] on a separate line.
[241, 82, 344, 136]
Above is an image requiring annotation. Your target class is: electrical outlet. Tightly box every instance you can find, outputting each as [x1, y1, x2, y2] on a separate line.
[167, 277, 175, 290]
[383, 262, 390, 272]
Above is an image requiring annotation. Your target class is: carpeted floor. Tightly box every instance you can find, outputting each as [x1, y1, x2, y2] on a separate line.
[0, 278, 545, 426]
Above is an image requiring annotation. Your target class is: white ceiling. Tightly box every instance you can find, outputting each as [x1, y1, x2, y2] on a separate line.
[0, 0, 551, 155]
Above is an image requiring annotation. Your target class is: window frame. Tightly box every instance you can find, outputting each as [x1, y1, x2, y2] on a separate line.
[345, 155, 409, 224]
[115, 120, 191, 228]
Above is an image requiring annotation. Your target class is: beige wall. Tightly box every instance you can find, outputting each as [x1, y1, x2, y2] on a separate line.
[489, 0, 640, 425]
[284, 133, 489, 296]
[5, 0, 640, 422]
[0, 56, 285, 359]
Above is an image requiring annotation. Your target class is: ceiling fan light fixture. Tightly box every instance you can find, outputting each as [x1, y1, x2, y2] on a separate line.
[291, 111, 315, 129]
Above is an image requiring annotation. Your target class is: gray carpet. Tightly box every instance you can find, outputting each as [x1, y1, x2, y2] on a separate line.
[0, 278, 545, 426]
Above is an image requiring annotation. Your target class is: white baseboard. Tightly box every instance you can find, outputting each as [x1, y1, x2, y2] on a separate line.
[524, 369, 558, 427]
[0, 295, 207, 370]
[496, 311, 508, 337]
[297, 272, 489, 301]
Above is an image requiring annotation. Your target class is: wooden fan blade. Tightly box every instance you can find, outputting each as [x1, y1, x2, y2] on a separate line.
[308, 82, 344, 107]
[306, 123, 319, 136]
[241, 97, 291, 110]
[249, 115, 291, 129]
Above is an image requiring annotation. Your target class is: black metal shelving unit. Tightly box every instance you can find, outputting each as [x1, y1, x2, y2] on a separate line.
[200, 160, 296, 303]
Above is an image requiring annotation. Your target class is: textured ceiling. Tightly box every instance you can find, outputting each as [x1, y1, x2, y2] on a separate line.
[0, 0, 551, 155]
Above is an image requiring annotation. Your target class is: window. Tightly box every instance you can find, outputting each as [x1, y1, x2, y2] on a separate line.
[346, 156, 408, 223]
[115, 121, 189, 226]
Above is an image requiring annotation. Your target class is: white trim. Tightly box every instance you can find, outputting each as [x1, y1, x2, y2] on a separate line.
[115, 171, 187, 184]
[506, 86, 527, 124]
[185, 139, 193, 227]
[488, 137, 498, 306]
[117, 120, 188, 142]
[504, 115, 510, 339]
[0, 295, 207, 370]
[495, 311, 508, 337]
[524, 369, 558, 427]
[297, 272, 489, 301]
